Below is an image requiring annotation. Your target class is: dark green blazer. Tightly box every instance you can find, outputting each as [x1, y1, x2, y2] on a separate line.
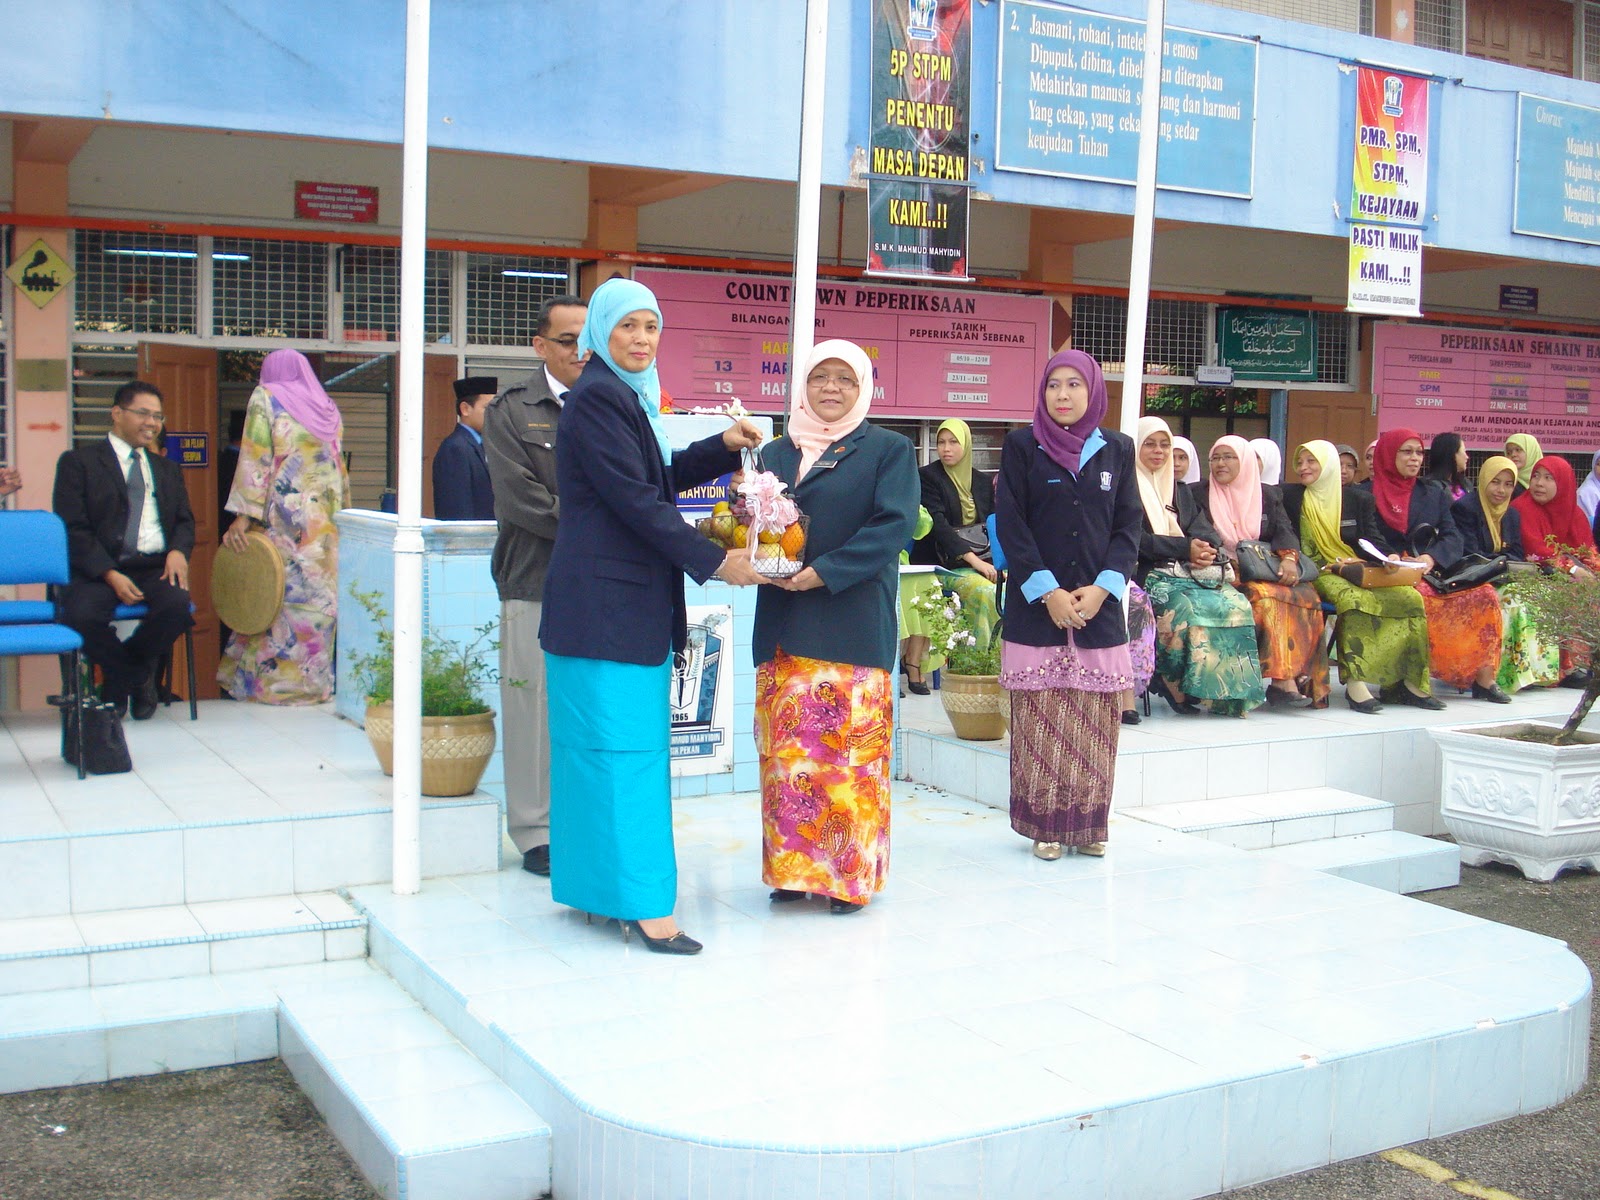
[752, 423, 919, 672]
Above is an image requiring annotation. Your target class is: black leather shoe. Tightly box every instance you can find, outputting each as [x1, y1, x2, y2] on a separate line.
[522, 845, 550, 876]
[829, 898, 865, 915]
[769, 888, 806, 902]
[1389, 687, 1446, 711]
[1120, 709, 1141, 726]
[130, 675, 159, 721]
[623, 921, 703, 954]
[1346, 694, 1384, 715]
[1150, 676, 1198, 714]
[1471, 682, 1513, 704]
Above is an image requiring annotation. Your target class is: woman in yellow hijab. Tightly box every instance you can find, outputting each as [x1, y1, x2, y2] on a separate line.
[1452, 456, 1560, 693]
[911, 418, 1001, 690]
[1281, 440, 1431, 714]
[1503, 433, 1543, 494]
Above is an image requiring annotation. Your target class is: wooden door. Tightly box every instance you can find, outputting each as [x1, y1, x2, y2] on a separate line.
[1467, 0, 1574, 76]
[138, 341, 221, 700]
[1287, 392, 1374, 469]
[420, 354, 459, 519]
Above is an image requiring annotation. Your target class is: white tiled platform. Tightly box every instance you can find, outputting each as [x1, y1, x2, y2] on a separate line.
[0, 701, 501, 918]
[0, 695, 1593, 1199]
[342, 790, 1588, 1200]
[898, 681, 1588, 838]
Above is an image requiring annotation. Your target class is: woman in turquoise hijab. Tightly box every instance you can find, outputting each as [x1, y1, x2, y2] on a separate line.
[540, 276, 766, 956]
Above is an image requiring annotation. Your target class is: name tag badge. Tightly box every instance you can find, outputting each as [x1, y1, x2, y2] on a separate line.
[1100, 471, 1113, 491]
[809, 458, 840, 470]
[1046, 478, 1062, 485]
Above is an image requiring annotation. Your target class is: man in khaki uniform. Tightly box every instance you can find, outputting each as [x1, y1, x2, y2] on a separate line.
[482, 295, 587, 876]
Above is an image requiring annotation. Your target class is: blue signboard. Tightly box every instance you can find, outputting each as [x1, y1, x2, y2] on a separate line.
[1514, 94, 1600, 246]
[996, 1, 1258, 197]
[164, 432, 209, 467]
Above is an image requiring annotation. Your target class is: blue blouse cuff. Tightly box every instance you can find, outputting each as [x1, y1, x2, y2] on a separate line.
[1094, 569, 1127, 601]
[1021, 570, 1060, 603]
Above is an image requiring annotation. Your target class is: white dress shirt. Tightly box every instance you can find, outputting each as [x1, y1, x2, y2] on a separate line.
[106, 431, 166, 555]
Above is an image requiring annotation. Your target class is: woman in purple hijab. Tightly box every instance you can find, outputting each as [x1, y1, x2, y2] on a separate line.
[993, 349, 1143, 861]
[218, 349, 350, 703]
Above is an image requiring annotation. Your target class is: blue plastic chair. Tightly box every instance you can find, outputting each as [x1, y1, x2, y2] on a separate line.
[0, 511, 86, 778]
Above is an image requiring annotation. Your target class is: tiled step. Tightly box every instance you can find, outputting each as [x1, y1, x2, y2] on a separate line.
[1257, 830, 1462, 894]
[278, 967, 552, 1200]
[0, 800, 502, 920]
[0, 892, 367, 996]
[1125, 787, 1394, 849]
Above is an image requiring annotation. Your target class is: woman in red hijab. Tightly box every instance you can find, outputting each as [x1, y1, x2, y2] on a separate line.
[1513, 455, 1600, 574]
[1369, 428, 1507, 705]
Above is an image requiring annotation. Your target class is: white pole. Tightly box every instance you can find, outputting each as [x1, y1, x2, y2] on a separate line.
[787, 0, 831, 405]
[1118, 0, 1166, 443]
[392, 0, 431, 895]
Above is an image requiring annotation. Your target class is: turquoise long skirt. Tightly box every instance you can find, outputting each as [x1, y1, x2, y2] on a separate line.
[544, 651, 676, 921]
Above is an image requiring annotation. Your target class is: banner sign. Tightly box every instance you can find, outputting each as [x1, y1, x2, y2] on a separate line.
[1372, 322, 1600, 453]
[995, 1, 1258, 197]
[1216, 308, 1317, 381]
[637, 267, 1053, 420]
[867, 0, 973, 280]
[1351, 66, 1430, 226]
[294, 181, 379, 223]
[1513, 94, 1600, 246]
[1348, 223, 1422, 316]
[671, 605, 733, 775]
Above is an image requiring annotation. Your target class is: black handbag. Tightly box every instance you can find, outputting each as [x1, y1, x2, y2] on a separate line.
[1423, 553, 1510, 594]
[940, 523, 991, 568]
[1233, 540, 1279, 585]
[60, 698, 133, 775]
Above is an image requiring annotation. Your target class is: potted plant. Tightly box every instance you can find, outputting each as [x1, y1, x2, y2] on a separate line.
[348, 587, 501, 798]
[1429, 557, 1600, 881]
[911, 586, 1007, 740]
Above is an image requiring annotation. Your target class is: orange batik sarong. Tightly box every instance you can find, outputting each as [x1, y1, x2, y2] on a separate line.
[755, 649, 893, 905]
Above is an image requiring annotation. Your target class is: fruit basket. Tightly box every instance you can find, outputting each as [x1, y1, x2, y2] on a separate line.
[695, 456, 808, 577]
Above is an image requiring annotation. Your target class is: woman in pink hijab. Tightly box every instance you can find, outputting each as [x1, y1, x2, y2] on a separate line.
[1193, 435, 1329, 707]
[218, 349, 350, 703]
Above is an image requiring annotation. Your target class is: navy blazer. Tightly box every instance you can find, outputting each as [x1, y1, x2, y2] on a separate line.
[53, 439, 196, 582]
[996, 427, 1141, 650]
[432, 423, 496, 521]
[538, 358, 737, 666]
[1452, 493, 1525, 560]
[752, 424, 919, 672]
[1371, 478, 1464, 569]
[914, 461, 995, 567]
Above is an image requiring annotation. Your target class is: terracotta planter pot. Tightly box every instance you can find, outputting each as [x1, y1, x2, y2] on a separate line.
[938, 672, 1009, 741]
[1430, 722, 1600, 882]
[364, 701, 498, 798]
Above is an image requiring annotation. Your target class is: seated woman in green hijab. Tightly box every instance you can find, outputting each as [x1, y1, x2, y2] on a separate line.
[913, 418, 1001, 690]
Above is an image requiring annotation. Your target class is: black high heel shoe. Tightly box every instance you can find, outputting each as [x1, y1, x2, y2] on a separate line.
[622, 920, 703, 955]
[1148, 676, 1198, 714]
[829, 898, 865, 915]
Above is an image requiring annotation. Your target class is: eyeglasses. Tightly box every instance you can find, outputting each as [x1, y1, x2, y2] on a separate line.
[807, 374, 859, 390]
[540, 335, 581, 349]
[1397, 448, 1426, 458]
[123, 408, 164, 422]
[1209, 452, 1238, 463]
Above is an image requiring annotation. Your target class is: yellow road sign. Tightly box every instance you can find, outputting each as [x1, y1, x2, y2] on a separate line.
[6, 238, 74, 310]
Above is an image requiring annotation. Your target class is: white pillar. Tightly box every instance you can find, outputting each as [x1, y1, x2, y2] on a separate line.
[392, 0, 431, 895]
[1118, 0, 1167, 443]
[787, 0, 831, 403]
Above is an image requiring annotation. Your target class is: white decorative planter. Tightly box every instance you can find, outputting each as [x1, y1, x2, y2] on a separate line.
[1430, 722, 1600, 882]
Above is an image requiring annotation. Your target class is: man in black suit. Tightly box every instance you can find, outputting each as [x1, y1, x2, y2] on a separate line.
[52, 381, 195, 719]
[432, 377, 498, 520]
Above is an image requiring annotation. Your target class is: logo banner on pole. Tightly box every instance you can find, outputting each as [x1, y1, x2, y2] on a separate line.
[867, 0, 973, 280]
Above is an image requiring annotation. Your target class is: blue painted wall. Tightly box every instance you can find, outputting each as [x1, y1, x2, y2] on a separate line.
[6, 0, 1599, 264]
